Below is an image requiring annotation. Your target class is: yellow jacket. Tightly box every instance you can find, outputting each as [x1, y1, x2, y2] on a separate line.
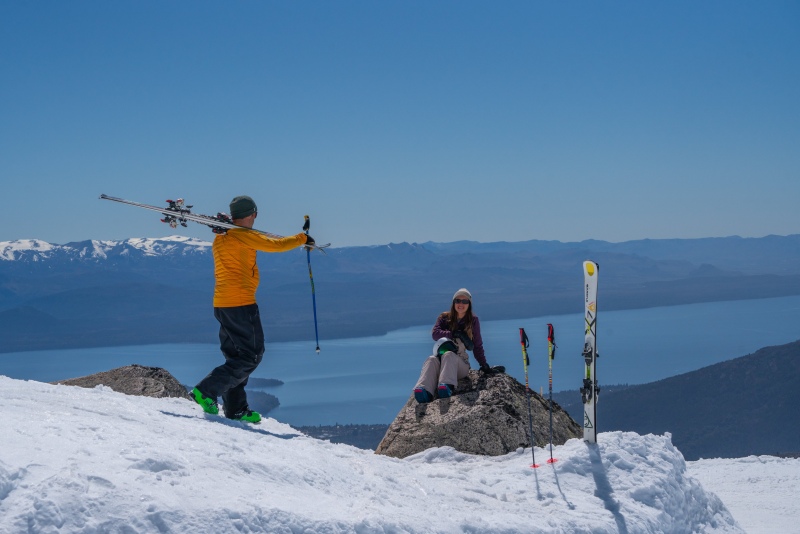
[213, 228, 308, 307]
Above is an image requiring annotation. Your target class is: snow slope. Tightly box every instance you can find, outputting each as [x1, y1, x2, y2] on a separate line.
[0, 376, 794, 533]
[688, 456, 800, 534]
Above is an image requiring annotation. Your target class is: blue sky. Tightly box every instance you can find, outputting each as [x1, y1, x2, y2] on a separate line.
[1, 1, 798, 247]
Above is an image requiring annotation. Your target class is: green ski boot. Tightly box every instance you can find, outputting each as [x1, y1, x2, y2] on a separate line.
[191, 387, 219, 415]
[230, 409, 261, 424]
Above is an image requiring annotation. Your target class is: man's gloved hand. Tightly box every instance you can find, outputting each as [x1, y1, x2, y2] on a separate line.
[453, 330, 474, 351]
[304, 234, 315, 248]
[479, 363, 495, 375]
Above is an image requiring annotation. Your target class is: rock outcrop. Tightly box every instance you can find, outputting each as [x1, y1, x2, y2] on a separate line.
[375, 370, 581, 458]
[53, 364, 190, 399]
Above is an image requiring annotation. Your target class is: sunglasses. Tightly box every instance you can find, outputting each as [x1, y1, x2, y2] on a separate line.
[453, 298, 471, 305]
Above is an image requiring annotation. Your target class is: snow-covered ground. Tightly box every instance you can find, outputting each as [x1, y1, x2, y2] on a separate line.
[1, 376, 797, 533]
[688, 455, 800, 534]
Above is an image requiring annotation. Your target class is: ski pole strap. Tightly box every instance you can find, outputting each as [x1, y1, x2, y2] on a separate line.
[519, 327, 529, 348]
[519, 327, 530, 366]
[547, 323, 555, 344]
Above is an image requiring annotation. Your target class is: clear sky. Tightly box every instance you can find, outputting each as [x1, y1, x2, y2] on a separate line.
[1, 1, 798, 247]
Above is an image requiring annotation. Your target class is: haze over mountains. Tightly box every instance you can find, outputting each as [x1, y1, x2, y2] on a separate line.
[1, 233, 799, 353]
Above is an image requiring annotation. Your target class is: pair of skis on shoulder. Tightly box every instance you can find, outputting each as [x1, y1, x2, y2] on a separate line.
[99, 194, 330, 252]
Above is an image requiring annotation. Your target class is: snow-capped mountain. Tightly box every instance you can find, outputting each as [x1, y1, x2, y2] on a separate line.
[0, 238, 56, 261]
[0, 236, 212, 263]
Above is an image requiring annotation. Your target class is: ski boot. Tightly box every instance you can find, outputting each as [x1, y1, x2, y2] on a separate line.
[191, 387, 219, 415]
[229, 408, 261, 424]
[414, 388, 433, 404]
[437, 383, 455, 399]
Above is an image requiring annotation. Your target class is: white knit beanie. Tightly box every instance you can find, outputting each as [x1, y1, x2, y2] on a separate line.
[453, 288, 472, 301]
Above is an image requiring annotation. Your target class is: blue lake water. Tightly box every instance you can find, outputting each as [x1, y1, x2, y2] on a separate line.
[2, 295, 799, 427]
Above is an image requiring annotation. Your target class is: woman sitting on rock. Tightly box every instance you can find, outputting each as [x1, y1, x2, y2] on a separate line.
[413, 288, 496, 403]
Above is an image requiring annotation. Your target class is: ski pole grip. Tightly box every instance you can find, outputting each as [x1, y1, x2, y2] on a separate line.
[303, 215, 310, 233]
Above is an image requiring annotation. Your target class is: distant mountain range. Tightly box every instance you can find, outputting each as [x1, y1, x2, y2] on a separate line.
[554, 339, 800, 461]
[2, 233, 800, 353]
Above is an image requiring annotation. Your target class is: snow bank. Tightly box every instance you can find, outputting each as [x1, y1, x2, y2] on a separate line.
[0, 376, 745, 533]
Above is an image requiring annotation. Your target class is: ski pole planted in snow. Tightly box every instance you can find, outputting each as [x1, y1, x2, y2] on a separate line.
[519, 328, 539, 468]
[304, 215, 321, 354]
[547, 323, 557, 464]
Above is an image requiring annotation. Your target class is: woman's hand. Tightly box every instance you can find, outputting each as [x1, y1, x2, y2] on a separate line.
[480, 364, 506, 374]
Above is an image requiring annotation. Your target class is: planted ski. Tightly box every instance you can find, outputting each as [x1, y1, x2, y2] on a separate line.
[581, 261, 600, 443]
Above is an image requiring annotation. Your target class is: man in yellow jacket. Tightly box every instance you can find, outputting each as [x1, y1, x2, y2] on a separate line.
[191, 195, 313, 423]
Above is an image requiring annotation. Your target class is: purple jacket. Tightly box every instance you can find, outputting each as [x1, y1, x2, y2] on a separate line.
[431, 313, 487, 367]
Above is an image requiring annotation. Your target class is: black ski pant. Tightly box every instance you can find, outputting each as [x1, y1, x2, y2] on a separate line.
[195, 304, 265, 418]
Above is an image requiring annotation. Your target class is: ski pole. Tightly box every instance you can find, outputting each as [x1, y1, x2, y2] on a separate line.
[547, 323, 557, 464]
[304, 215, 320, 354]
[519, 328, 539, 468]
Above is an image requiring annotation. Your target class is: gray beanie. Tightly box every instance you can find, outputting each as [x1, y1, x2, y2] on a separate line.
[230, 195, 257, 219]
[453, 288, 472, 301]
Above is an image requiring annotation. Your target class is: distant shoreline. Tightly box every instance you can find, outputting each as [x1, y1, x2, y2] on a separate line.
[3, 293, 800, 355]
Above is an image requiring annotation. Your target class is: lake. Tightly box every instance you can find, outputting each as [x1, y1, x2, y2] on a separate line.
[2, 295, 799, 426]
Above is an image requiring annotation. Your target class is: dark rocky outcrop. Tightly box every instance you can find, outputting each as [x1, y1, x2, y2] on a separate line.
[53, 364, 190, 399]
[375, 370, 581, 458]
